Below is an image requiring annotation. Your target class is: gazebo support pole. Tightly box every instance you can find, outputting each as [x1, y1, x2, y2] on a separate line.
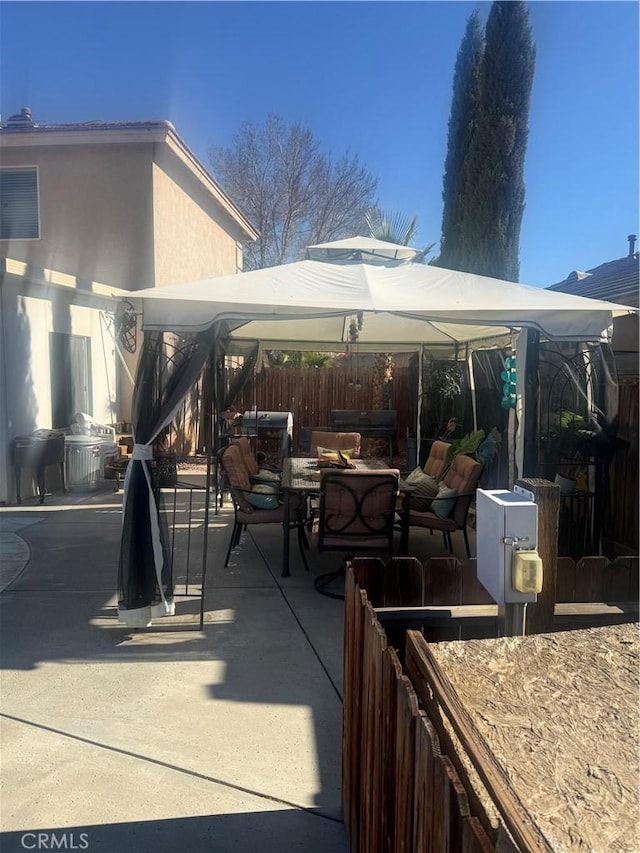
[199, 337, 217, 630]
[523, 330, 540, 477]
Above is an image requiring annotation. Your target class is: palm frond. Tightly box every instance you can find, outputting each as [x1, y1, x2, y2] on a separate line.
[364, 207, 419, 246]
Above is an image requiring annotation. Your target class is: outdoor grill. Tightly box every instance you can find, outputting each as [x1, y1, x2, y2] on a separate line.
[241, 411, 294, 460]
[329, 410, 397, 461]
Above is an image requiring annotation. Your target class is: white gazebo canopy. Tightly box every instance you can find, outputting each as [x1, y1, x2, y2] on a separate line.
[133, 237, 633, 353]
[118, 238, 636, 629]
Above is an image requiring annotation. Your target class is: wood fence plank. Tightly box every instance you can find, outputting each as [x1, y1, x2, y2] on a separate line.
[575, 556, 610, 602]
[360, 601, 386, 852]
[359, 600, 375, 852]
[460, 560, 500, 639]
[381, 640, 398, 851]
[413, 712, 441, 853]
[351, 557, 386, 607]
[358, 603, 371, 852]
[629, 557, 640, 600]
[607, 381, 639, 551]
[462, 559, 495, 606]
[440, 755, 471, 852]
[394, 675, 420, 853]
[385, 556, 425, 606]
[342, 567, 360, 847]
[608, 556, 639, 601]
[347, 586, 367, 850]
[462, 817, 497, 853]
[370, 618, 386, 853]
[555, 556, 576, 602]
[429, 754, 447, 853]
[425, 556, 462, 605]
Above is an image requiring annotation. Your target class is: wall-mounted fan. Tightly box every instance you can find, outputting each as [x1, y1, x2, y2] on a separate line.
[115, 300, 138, 353]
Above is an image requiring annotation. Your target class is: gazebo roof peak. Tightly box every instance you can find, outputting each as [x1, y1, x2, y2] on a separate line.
[305, 235, 420, 262]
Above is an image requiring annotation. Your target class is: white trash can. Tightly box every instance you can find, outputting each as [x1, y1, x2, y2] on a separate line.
[65, 436, 102, 492]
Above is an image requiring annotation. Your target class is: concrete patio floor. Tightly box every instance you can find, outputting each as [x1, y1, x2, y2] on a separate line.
[0, 476, 474, 852]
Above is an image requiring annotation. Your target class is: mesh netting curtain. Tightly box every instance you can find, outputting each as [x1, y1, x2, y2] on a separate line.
[117, 327, 216, 627]
[471, 349, 510, 437]
[220, 343, 259, 412]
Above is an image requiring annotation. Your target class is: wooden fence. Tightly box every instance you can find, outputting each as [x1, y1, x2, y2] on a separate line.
[555, 555, 639, 603]
[607, 381, 638, 554]
[343, 563, 503, 853]
[226, 364, 417, 453]
[343, 556, 638, 852]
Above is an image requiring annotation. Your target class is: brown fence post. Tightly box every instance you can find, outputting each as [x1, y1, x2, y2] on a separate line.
[515, 478, 560, 634]
[394, 676, 421, 852]
[342, 567, 360, 847]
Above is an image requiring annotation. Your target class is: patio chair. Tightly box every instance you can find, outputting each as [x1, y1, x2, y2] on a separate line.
[309, 430, 361, 459]
[396, 439, 451, 526]
[422, 440, 451, 479]
[233, 435, 281, 481]
[310, 468, 399, 598]
[218, 443, 309, 571]
[401, 453, 482, 559]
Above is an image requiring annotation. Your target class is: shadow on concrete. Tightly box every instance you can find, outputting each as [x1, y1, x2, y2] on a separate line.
[0, 808, 348, 853]
[0, 488, 348, 829]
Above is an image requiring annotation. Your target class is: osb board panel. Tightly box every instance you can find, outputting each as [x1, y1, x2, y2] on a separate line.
[428, 624, 639, 852]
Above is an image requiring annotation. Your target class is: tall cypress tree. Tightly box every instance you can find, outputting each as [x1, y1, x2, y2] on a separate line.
[436, 10, 484, 272]
[437, 1, 536, 282]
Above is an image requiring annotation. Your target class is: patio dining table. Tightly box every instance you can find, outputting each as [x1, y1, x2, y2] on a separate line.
[280, 456, 412, 577]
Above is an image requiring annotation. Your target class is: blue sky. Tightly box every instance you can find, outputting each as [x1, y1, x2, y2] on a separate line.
[1, 1, 638, 287]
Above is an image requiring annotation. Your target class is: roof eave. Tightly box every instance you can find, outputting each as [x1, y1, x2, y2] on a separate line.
[163, 128, 259, 242]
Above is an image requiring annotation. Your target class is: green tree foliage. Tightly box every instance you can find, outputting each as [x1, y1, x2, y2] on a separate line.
[436, 2, 536, 282]
[266, 350, 330, 369]
[364, 207, 419, 247]
[364, 207, 436, 261]
[210, 114, 378, 270]
[436, 10, 484, 273]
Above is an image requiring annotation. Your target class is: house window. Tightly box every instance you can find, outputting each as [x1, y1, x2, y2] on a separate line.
[0, 166, 40, 239]
[50, 333, 93, 428]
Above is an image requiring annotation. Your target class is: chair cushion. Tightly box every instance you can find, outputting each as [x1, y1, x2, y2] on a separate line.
[245, 483, 281, 510]
[406, 467, 440, 511]
[310, 431, 361, 458]
[220, 444, 253, 511]
[443, 454, 482, 495]
[251, 468, 281, 483]
[317, 446, 357, 460]
[406, 466, 429, 485]
[423, 440, 451, 479]
[433, 482, 457, 518]
[235, 437, 259, 476]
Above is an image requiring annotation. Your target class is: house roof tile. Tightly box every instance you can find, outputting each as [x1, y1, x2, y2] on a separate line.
[547, 252, 639, 307]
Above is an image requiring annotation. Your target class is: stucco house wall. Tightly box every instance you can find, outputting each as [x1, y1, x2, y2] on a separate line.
[0, 141, 156, 290]
[152, 160, 243, 286]
[0, 113, 257, 504]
